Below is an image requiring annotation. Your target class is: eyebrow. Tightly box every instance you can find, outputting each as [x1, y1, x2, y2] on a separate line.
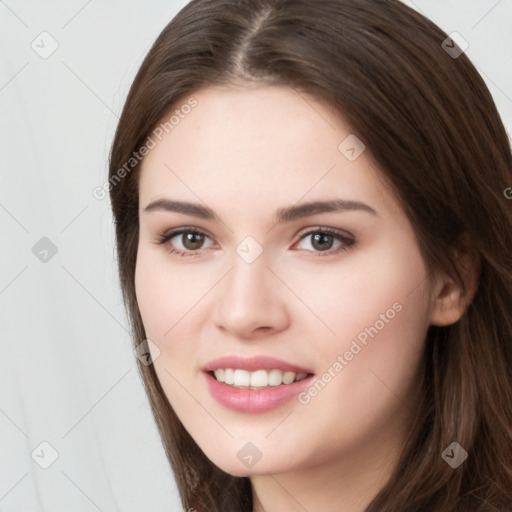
[143, 198, 378, 223]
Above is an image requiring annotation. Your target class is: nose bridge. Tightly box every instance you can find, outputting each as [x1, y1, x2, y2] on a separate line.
[223, 246, 272, 306]
[213, 242, 289, 335]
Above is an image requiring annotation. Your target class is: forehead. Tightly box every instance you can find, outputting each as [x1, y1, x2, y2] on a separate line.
[138, 85, 396, 217]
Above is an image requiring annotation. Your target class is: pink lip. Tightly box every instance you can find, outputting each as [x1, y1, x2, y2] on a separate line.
[202, 355, 314, 413]
[204, 372, 314, 413]
[202, 355, 312, 374]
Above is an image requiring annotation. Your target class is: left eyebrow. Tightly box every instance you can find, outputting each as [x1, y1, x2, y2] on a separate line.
[274, 199, 378, 222]
[141, 198, 379, 222]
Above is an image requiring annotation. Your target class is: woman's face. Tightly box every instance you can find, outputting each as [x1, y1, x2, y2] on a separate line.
[135, 85, 435, 477]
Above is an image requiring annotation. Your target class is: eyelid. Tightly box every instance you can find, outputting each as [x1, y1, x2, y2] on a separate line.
[154, 226, 216, 251]
[155, 226, 215, 243]
[294, 225, 355, 242]
[291, 227, 355, 256]
[155, 226, 355, 257]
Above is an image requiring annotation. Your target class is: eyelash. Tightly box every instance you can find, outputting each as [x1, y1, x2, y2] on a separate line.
[154, 227, 355, 258]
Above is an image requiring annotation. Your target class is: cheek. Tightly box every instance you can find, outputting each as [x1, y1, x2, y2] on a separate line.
[300, 290, 428, 458]
[278, 238, 430, 351]
[135, 257, 171, 339]
[134, 247, 206, 339]
[292, 243, 430, 437]
[287, 239, 431, 414]
[134, 247, 218, 386]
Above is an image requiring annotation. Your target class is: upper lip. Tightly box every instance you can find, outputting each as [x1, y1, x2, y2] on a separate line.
[202, 355, 313, 374]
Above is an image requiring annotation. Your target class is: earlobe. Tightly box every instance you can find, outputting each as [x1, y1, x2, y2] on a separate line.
[429, 246, 480, 327]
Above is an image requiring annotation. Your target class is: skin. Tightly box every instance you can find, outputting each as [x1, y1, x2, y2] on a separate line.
[135, 85, 472, 512]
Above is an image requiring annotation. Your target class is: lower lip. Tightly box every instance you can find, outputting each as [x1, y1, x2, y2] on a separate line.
[204, 372, 314, 413]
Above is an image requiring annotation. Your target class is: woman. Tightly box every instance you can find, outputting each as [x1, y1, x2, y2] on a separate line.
[108, 0, 512, 510]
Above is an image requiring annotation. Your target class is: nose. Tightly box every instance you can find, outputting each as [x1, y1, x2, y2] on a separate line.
[212, 251, 290, 339]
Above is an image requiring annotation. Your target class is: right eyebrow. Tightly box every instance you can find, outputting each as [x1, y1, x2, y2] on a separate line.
[142, 199, 218, 220]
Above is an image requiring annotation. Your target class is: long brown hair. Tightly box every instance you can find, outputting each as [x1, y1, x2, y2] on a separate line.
[108, 1, 512, 510]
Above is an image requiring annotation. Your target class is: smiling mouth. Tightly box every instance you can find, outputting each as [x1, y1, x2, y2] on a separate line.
[208, 368, 312, 389]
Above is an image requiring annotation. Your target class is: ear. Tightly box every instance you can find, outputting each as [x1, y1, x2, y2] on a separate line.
[429, 244, 480, 327]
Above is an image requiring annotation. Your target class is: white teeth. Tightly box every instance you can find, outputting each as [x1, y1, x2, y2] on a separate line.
[250, 370, 268, 387]
[268, 369, 283, 386]
[282, 371, 295, 385]
[224, 368, 234, 385]
[233, 369, 250, 387]
[212, 368, 309, 388]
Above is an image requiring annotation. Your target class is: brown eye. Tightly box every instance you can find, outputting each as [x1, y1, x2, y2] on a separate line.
[156, 228, 214, 256]
[181, 232, 206, 250]
[311, 233, 334, 251]
[295, 229, 355, 256]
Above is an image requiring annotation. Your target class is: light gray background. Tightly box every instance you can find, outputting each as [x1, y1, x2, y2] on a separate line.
[1, 1, 511, 511]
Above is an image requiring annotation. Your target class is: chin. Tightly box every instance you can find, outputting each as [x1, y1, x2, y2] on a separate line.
[201, 443, 301, 477]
